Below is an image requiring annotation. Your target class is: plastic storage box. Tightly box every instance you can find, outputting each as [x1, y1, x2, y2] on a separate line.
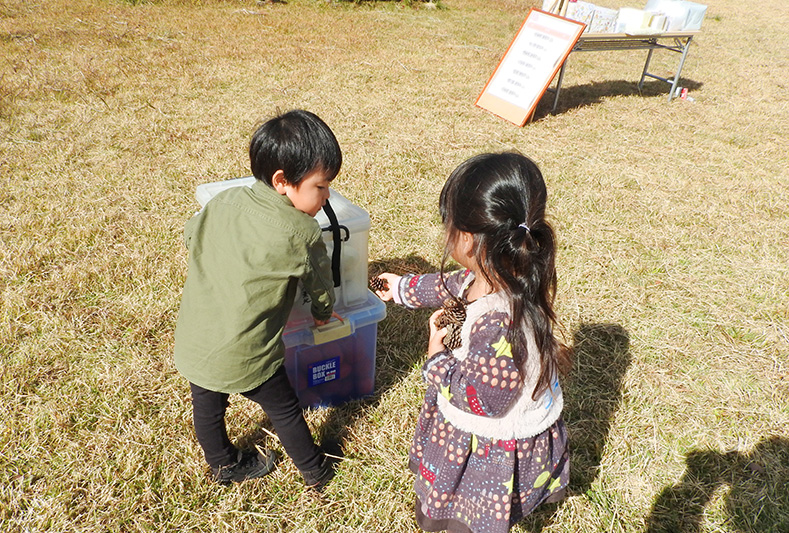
[283, 290, 385, 408]
[194, 177, 384, 408]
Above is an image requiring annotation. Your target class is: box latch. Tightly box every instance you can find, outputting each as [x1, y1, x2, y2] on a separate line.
[311, 319, 352, 345]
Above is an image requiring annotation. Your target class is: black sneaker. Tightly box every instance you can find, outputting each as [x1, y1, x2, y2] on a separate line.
[302, 455, 338, 492]
[302, 441, 343, 492]
[212, 448, 278, 485]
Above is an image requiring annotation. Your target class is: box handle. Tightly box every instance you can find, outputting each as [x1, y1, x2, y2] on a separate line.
[311, 319, 352, 345]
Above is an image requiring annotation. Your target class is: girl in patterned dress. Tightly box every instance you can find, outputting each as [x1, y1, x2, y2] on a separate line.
[374, 152, 573, 533]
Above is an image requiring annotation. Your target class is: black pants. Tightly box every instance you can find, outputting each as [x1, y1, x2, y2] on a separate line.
[190, 365, 322, 472]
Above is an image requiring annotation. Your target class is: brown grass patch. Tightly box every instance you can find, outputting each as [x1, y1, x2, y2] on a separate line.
[2, 0, 787, 531]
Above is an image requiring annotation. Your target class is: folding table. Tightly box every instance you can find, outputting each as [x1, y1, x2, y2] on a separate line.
[549, 30, 699, 112]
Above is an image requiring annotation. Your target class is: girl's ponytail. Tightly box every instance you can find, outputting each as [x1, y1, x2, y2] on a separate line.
[440, 153, 572, 399]
[505, 213, 571, 399]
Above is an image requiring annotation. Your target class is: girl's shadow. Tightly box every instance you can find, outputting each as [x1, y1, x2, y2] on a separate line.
[520, 322, 631, 531]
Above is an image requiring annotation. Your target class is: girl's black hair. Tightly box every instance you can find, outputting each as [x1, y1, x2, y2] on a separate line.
[439, 152, 572, 399]
[249, 109, 342, 186]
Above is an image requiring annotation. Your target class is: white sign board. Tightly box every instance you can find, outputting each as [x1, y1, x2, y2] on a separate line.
[477, 9, 585, 126]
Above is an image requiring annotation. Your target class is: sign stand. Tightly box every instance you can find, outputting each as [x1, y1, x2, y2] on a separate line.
[476, 9, 586, 126]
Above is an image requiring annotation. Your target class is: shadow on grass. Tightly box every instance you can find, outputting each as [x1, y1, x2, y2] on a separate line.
[644, 436, 789, 533]
[520, 322, 631, 532]
[529, 78, 704, 120]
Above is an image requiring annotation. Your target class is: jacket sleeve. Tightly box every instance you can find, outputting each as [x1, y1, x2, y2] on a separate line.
[183, 210, 202, 250]
[302, 232, 336, 321]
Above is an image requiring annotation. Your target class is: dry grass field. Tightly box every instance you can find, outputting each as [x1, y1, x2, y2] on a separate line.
[1, 0, 787, 531]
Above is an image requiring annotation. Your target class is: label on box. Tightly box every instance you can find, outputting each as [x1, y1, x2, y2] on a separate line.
[308, 357, 340, 387]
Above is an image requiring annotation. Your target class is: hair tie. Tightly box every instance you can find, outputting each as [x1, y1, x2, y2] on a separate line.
[518, 222, 531, 233]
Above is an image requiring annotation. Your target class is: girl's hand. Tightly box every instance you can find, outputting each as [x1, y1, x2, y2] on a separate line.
[373, 273, 401, 301]
[428, 309, 448, 356]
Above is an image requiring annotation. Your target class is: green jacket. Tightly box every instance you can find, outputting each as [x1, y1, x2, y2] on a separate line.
[174, 180, 335, 393]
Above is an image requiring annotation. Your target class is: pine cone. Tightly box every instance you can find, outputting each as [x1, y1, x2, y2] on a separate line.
[442, 323, 463, 350]
[435, 298, 467, 350]
[369, 276, 389, 292]
[434, 298, 467, 327]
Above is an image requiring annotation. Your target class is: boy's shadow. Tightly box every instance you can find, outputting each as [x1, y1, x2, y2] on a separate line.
[520, 322, 632, 531]
[645, 436, 789, 533]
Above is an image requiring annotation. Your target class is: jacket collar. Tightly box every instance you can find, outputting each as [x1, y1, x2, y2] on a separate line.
[252, 179, 294, 208]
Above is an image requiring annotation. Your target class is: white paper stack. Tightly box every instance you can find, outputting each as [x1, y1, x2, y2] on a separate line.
[589, 6, 619, 33]
[644, 0, 707, 31]
[616, 7, 652, 32]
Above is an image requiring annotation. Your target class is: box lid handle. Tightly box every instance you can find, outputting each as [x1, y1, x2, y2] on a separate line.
[311, 319, 352, 345]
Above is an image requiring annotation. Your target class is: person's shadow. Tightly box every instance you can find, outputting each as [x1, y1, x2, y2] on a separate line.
[520, 322, 632, 531]
[645, 436, 789, 533]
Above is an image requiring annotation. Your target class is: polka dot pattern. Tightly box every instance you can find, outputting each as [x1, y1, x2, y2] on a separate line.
[409, 412, 569, 533]
[399, 271, 570, 532]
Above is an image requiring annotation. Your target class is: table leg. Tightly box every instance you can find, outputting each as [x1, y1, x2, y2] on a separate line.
[667, 37, 693, 102]
[639, 47, 655, 91]
[552, 61, 568, 114]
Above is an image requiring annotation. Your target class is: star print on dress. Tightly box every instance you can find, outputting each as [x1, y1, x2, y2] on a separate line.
[491, 336, 513, 358]
[398, 270, 570, 533]
[533, 470, 551, 488]
[440, 383, 453, 401]
[503, 475, 514, 494]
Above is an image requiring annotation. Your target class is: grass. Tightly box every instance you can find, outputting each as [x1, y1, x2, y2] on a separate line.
[1, 0, 787, 531]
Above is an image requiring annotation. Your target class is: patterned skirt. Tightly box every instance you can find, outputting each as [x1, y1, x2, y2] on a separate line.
[409, 398, 569, 533]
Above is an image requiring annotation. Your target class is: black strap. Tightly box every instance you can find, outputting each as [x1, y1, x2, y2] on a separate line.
[321, 199, 345, 288]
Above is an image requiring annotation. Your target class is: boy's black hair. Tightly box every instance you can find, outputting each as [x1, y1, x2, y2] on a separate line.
[249, 109, 342, 186]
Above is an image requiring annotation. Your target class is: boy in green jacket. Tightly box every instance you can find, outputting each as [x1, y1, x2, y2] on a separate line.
[174, 110, 342, 488]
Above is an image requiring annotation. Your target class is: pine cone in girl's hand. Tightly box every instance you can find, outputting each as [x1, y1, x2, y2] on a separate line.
[435, 298, 467, 350]
[435, 298, 467, 328]
[369, 276, 389, 292]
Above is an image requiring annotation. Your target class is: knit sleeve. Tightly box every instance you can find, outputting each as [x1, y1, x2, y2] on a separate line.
[423, 310, 524, 417]
[396, 269, 471, 309]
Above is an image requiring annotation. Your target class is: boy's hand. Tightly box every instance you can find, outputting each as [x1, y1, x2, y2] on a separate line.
[314, 311, 343, 327]
[427, 309, 448, 356]
[372, 273, 400, 301]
